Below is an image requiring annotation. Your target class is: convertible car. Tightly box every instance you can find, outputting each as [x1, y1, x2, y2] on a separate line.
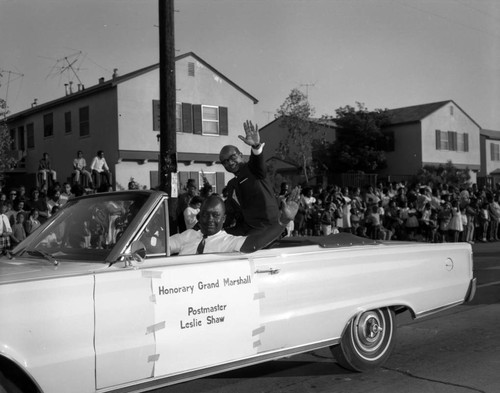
[0, 190, 475, 393]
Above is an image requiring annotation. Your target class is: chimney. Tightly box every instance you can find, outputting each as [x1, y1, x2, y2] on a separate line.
[77, 84, 81, 92]
[99, 77, 105, 84]
[112, 68, 118, 79]
[69, 81, 73, 94]
[64, 83, 69, 96]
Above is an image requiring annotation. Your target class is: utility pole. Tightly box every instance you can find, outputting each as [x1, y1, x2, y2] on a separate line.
[158, 0, 177, 199]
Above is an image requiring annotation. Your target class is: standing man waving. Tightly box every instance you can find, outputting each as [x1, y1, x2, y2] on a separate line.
[219, 121, 280, 235]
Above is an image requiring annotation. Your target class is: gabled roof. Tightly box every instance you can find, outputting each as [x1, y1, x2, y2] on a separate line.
[480, 129, 500, 140]
[259, 115, 337, 132]
[175, 52, 258, 104]
[386, 100, 452, 125]
[6, 52, 257, 121]
[385, 100, 481, 129]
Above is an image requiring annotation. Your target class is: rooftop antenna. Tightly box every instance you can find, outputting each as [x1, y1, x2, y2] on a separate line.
[299, 82, 316, 98]
[0, 68, 24, 115]
[42, 50, 86, 91]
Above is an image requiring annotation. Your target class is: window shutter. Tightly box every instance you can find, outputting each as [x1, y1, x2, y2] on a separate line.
[216, 172, 225, 193]
[219, 107, 228, 136]
[435, 130, 441, 150]
[182, 103, 193, 133]
[150, 171, 159, 189]
[193, 105, 202, 135]
[464, 133, 469, 152]
[491, 143, 495, 160]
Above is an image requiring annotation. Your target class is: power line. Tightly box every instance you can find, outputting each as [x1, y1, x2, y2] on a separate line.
[397, 0, 500, 39]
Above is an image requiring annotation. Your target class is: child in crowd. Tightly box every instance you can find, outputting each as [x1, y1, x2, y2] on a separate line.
[183, 196, 203, 230]
[10, 212, 27, 247]
[25, 209, 41, 235]
[320, 202, 335, 236]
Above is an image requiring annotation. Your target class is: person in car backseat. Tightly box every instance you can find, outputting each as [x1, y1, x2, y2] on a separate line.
[219, 120, 280, 236]
[169, 187, 300, 255]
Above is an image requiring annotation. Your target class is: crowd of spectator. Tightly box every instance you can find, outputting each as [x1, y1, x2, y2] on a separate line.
[282, 180, 500, 244]
[2, 176, 500, 255]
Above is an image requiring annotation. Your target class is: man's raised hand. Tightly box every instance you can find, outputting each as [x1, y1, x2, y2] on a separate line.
[238, 120, 260, 147]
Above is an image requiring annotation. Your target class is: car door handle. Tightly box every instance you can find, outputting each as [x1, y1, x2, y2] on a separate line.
[255, 268, 280, 275]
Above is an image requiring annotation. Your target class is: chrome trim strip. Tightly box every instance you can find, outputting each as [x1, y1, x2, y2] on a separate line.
[414, 300, 465, 319]
[98, 338, 341, 393]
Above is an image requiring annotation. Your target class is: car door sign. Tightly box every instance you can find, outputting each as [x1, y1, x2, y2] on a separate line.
[150, 261, 260, 375]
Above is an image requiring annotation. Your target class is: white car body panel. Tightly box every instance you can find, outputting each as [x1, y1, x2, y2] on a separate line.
[0, 191, 474, 393]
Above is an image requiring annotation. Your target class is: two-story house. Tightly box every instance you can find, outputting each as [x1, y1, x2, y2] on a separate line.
[5, 52, 258, 193]
[381, 100, 481, 184]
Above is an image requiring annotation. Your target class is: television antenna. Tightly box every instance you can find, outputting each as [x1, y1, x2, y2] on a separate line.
[42, 50, 87, 90]
[299, 82, 316, 98]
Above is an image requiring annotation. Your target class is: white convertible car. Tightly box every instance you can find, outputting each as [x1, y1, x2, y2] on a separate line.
[0, 190, 476, 393]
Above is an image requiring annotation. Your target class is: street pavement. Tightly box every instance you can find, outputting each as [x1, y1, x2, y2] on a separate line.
[157, 241, 500, 393]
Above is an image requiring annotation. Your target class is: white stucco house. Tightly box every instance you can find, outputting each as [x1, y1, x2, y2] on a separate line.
[5, 52, 258, 193]
[381, 100, 481, 184]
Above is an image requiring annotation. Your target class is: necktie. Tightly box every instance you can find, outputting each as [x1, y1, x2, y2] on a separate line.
[196, 234, 208, 254]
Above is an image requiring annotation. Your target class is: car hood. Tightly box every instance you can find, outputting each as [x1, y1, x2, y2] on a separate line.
[0, 256, 108, 285]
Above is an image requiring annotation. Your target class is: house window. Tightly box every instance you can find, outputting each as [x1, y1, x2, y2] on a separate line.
[202, 105, 219, 135]
[492, 143, 500, 161]
[43, 113, 53, 137]
[436, 130, 449, 150]
[27, 123, 34, 149]
[199, 172, 217, 194]
[65, 111, 72, 133]
[79, 106, 90, 137]
[435, 130, 468, 152]
[176, 103, 182, 132]
[188, 62, 195, 77]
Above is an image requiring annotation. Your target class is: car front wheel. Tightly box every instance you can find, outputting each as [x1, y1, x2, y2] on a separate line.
[331, 307, 396, 372]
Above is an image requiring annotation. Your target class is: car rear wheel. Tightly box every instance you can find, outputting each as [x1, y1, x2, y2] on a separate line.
[331, 307, 396, 372]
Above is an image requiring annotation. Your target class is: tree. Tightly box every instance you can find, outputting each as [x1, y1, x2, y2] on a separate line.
[0, 99, 15, 186]
[275, 88, 325, 184]
[329, 102, 391, 173]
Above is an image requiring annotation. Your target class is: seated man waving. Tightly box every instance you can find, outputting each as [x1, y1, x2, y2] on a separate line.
[169, 187, 300, 255]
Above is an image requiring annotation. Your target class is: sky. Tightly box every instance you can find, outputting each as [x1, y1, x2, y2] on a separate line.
[1, 0, 500, 130]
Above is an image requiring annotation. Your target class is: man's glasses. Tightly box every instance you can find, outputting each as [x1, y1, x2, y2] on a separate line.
[221, 153, 239, 166]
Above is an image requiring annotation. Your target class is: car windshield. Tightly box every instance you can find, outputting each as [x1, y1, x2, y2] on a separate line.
[16, 192, 150, 262]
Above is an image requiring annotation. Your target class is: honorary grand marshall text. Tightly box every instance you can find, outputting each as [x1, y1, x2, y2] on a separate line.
[158, 275, 252, 296]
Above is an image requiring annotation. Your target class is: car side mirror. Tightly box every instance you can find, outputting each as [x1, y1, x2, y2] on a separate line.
[120, 240, 147, 267]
